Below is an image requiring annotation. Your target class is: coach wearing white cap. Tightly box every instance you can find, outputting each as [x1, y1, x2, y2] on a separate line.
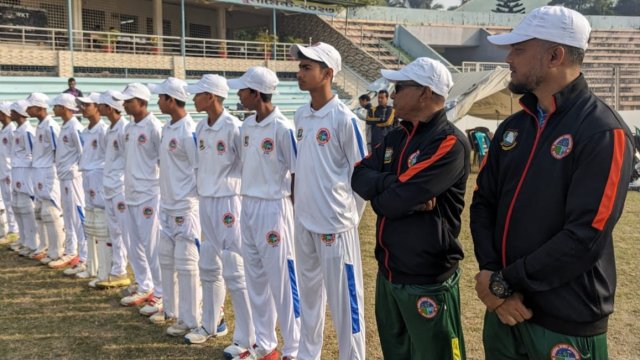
[352, 57, 470, 360]
[0, 103, 19, 247]
[471, 6, 633, 360]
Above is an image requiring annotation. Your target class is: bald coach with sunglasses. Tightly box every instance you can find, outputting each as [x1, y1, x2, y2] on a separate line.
[352, 57, 470, 360]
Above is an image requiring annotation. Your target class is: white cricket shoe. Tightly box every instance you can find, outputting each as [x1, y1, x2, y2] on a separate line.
[223, 342, 248, 359]
[63, 262, 87, 276]
[166, 320, 190, 337]
[149, 311, 175, 325]
[139, 296, 162, 316]
[75, 271, 91, 279]
[88, 278, 100, 288]
[120, 290, 153, 307]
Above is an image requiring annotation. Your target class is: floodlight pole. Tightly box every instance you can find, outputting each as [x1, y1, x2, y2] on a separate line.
[181, 0, 186, 58]
[272, 8, 277, 60]
[67, 0, 74, 75]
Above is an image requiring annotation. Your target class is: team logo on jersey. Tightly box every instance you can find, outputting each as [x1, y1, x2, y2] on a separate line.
[216, 140, 226, 155]
[62, 135, 69, 144]
[550, 343, 581, 360]
[138, 133, 147, 145]
[89, 189, 96, 199]
[91, 139, 98, 149]
[199, 139, 205, 151]
[175, 216, 185, 225]
[316, 128, 330, 145]
[117, 201, 126, 213]
[223, 212, 235, 227]
[15, 138, 19, 145]
[37, 182, 43, 191]
[265, 231, 280, 247]
[551, 134, 573, 160]
[244, 136, 249, 147]
[2, 137, 7, 145]
[4, 177, 10, 185]
[142, 206, 154, 218]
[500, 130, 518, 150]
[168, 138, 178, 151]
[125, 133, 130, 142]
[38, 134, 43, 143]
[384, 147, 393, 164]
[113, 140, 119, 151]
[320, 234, 336, 246]
[416, 296, 438, 319]
[407, 150, 420, 168]
[296, 128, 303, 141]
[16, 181, 21, 189]
[64, 187, 69, 195]
[261, 138, 274, 154]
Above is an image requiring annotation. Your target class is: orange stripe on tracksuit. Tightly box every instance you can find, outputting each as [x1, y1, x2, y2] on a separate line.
[398, 135, 457, 183]
[592, 129, 627, 231]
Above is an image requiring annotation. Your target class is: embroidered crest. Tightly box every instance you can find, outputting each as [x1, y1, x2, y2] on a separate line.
[138, 133, 147, 145]
[37, 182, 43, 191]
[417, 296, 438, 319]
[261, 138, 274, 154]
[175, 216, 185, 225]
[16, 181, 21, 189]
[500, 130, 518, 150]
[168, 138, 178, 151]
[117, 201, 126, 212]
[113, 140, 119, 151]
[1, 137, 7, 145]
[223, 212, 235, 227]
[142, 206, 153, 218]
[550, 343, 581, 360]
[407, 150, 420, 168]
[321, 234, 336, 246]
[91, 139, 98, 149]
[64, 187, 68, 195]
[89, 189, 96, 199]
[125, 133, 130, 142]
[384, 147, 393, 164]
[199, 139, 205, 151]
[38, 134, 43, 143]
[4, 177, 10, 185]
[15, 137, 19, 145]
[550, 134, 573, 160]
[62, 135, 69, 144]
[216, 140, 226, 154]
[316, 128, 330, 145]
[297, 128, 304, 141]
[265, 231, 280, 247]
[243, 135, 249, 147]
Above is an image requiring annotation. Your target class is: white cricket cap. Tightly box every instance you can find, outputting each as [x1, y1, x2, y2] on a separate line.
[228, 67, 279, 95]
[487, 6, 591, 50]
[185, 74, 229, 99]
[381, 57, 454, 98]
[26, 92, 49, 109]
[76, 92, 102, 104]
[0, 102, 11, 117]
[148, 77, 190, 102]
[98, 90, 125, 112]
[113, 83, 151, 101]
[289, 42, 342, 79]
[49, 93, 79, 111]
[10, 100, 30, 117]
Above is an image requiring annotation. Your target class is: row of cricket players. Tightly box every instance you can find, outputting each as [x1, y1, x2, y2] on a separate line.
[0, 42, 369, 360]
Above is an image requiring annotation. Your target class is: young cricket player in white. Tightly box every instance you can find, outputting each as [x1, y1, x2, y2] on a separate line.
[94, 91, 132, 289]
[24, 93, 64, 265]
[8, 101, 37, 256]
[228, 67, 300, 360]
[149, 77, 201, 337]
[0, 103, 19, 247]
[290, 42, 367, 360]
[184, 75, 254, 356]
[77, 92, 109, 286]
[113, 83, 163, 310]
[49, 94, 86, 273]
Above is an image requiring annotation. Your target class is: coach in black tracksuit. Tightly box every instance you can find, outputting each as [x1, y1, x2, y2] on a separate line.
[352, 58, 470, 360]
[471, 6, 634, 360]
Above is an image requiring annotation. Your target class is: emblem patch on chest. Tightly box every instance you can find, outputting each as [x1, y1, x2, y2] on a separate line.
[407, 150, 420, 168]
[138, 133, 147, 145]
[216, 140, 226, 154]
[550, 134, 573, 160]
[296, 128, 303, 141]
[500, 130, 518, 150]
[316, 128, 330, 145]
[261, 138, 274, 154]
[168, 138, 177, 151]
[384, 147, 393, 164]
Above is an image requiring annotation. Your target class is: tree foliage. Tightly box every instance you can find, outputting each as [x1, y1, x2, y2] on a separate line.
[492, 0, 526, 13]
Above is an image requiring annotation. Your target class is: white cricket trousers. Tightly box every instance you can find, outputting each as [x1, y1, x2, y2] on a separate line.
[158, 206, 201, 329]
[0, 175, 18, 234]
[295, 223, 366, 360]
[11, 167, 37, 250]
[60, 177, 86, 259]
[83, 169, 106, 277]
[241, 196, 300, 358]
[105, 193, 128, 276]
[126, 196, 162, 296]
[199, 196, 254, 346]
[33, 167, 63, 258]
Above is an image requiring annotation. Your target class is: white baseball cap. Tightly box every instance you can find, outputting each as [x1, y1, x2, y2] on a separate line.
[289, 42, 342, 78]
[98, 90, 125, 112]
[49, 93, 79, 111]
[113, 83, 151, 101]
[228, 67, 279, 95]
[148, 77, 190, 102]
[26, 92, 49, 108]
[76, 92, 102, 104]
[10, 100, 30, 117]
[0, 102, 12, 117]
[185, 74, 229, 98]
[487, 6, 591, 50]
[381, 57, 454, 98]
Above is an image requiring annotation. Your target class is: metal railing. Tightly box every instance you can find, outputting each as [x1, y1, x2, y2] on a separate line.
[461, 61, 508, 72]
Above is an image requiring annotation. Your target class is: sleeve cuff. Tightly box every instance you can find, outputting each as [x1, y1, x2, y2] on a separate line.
[501, 258, 527, 292]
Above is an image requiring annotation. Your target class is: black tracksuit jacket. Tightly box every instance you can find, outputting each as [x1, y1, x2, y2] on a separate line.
[470, 75, 634, 336]
[352, 109, 470, 285]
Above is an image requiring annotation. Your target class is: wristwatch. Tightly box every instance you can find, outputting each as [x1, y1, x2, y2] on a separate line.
[489, 271, 513, 299]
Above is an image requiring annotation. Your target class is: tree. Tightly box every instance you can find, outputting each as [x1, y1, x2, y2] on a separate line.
[492, 0, 525, 13]
[547, 0, 614, 15]
[614, 0, 640, 16]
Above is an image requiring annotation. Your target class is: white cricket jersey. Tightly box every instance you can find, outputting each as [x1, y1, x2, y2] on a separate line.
[79, 121, 108, 171]
[32, 116, 59, 168]
[159, 114, 198, 215]
[11, 122, 34, 168]
[294, 96, 367, 234]
[239, 107, 296, 200]
[123, 113, 162, 206]
[0, 122, 16, 178]
[195, 110, 242, 198]
[55, 117, 84, 180]
[103, 118, 129, 200]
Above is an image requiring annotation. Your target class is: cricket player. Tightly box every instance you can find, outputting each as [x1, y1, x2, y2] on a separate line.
[184, 74, 254, 356]
[228, 66, 300, 360]
[0, 102, 19, 246]
[290, 42, 367, 360]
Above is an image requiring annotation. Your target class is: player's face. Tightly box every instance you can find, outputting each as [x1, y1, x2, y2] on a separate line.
[378, 93, 388, 107]
[10, 111, 22, 123]
[97, 103, 108, 116]
[123, 98, 145, 116]
[52, 105, 65, 117]
[296, 59, 330, 91]
[193, 92, 209, 112]
[81, 102, 98, 118]
[237, 88, 255, 111]
[26, 106, 38, 117]
[390, 81, 424, 119]
[505, 39, 548, 94]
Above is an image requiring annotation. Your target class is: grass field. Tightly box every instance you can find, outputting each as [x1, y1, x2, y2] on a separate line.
[1, 175, 639, 359]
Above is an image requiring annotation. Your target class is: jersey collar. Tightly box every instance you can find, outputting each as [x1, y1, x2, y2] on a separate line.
[300, 95, 339, 119]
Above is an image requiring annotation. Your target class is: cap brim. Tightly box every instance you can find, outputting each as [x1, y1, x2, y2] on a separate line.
[380, 69, 412, 82]
[185, 84, 207, 94]
[147, 83, 163, 94]
[112, 92, 134, 101]
[289, 44, 323, 62]
[227, 78, 247, 90]
[76, 96, 94, 103]
[487, 32, 534, 46]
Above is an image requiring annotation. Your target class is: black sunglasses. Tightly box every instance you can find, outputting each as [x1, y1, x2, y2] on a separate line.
[393, 82, 424, 94]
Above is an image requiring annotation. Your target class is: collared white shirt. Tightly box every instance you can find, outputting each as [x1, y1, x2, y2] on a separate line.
[123, 112, 162, 206]
[159, 114, 198, 215]
[55, 117, 84, 180]
[103, 118, 129, 199]
[195, 109, 242, 198]
[240, 107, 296, 200]
[11, 121, 34, 168]
[0, 122, 16, 178]
[294, 96, 367, 234]
[32, 116, 60, 168]
[79, 120, 108, 171]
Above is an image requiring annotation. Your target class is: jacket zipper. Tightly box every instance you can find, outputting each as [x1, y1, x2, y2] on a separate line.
[378, 123, 418, 282]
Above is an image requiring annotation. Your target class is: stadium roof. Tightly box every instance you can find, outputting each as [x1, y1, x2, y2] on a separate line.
[456, 0, 548, 12]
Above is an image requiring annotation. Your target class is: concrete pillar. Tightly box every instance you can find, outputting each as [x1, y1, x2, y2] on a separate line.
[217, 7, 226, 39]
[153, 0, 164, 51]
[58, 51, 74, 78]
[173, 56, 186, 79]
[72, 0, 82, 31]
